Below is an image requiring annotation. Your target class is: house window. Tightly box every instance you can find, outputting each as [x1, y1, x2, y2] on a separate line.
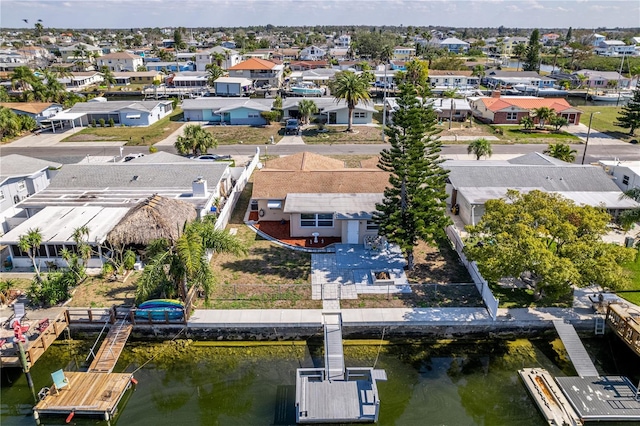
[354, 112, 366, 118]
[11, 245, 27, 258]
[267, 200, 282, 209]
[17, 180, 26, 191]
[366, 220, 379, 230]
[300, 213, 333, 227]
[623, 175, 630, 185]
[506, 112, 518, 121]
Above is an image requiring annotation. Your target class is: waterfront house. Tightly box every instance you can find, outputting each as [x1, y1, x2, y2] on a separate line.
[144, 61, 195, 72]
[250, 152, 388, 244]
[96, 52, 144, 72]
[0, 154, 61, 233]
[392, 46, 415, 61]
[195, 46, 241, 71]
[573, 69, 630, 89]
[58, 43, 102, 62]
[59, 99, 174, 127]
[289, 61, 329, 71]
[598, 160, 640, 192]
[299, 45, 327, 61]
[1, 153, 235, 268]
[444, 153, 639, 226]
[113, 71, 163, 86]
[439, 37, 470, 53]
[484, 70, 556, 89]
[228, 58, 284, 88]
[181, 97, 270, 124]
[168, 72, 209, 88]
[57, 71, 103, 90]
[468, 92, 582, 125]
[595, 40, 636, 57]
[428, 70, 480, 88]
[212, 77, 254, 97]
[384, 97, 472, 124]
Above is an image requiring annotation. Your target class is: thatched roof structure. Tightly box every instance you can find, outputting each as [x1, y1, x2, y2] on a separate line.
[107, 194, 197, 246]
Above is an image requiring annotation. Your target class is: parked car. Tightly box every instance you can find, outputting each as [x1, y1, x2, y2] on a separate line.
[374, 81, 393, 89]
[284, 118, 300, 135]
[192, 154, 232, 161]
[122, 153, 144, 162]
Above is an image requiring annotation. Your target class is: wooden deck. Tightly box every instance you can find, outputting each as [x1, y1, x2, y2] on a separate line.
[518, 368, 581, 426]
[552, 320, 599, 377]
[606, 304, 640, 357]
[33, 372, 132, 421]
[1, 312, 69, 369]
[87, 322, 133, 373]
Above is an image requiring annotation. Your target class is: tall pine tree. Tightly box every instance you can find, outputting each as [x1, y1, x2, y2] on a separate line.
[615, 86, 640, 136]
[523, 29, 541, 72]
[373, 84, 450, 270]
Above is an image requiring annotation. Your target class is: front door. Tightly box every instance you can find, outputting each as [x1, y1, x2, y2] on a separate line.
[346, 220, 359, 244]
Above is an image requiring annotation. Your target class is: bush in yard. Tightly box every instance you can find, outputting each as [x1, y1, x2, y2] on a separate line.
[27, 271, 74, 307]
[92, 119, 96, 127]
[148, 145, 158, 153]
[123, 249, 136, 270]
[109, 118, 115, 127]
[99, 118, 106, 127]
[260, 111, 280, 123]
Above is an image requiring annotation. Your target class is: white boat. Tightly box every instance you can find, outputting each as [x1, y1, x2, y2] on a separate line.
[537, 88, 568, 96]
[290, 82, 324, 96]
[590, 92, 624, 102]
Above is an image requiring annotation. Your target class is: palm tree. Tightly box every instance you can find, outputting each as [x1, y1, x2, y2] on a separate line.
[205, 64, 224, 86]
[330, 71, 371, 132]
[175, 124, 218, 156]
[544, 143, 577, 163]
[472, 65, 486, 81]
[212, 52, 225, 67]
[513, 43, 527, 71]
[298, 99, 318, 124]
[100, 66, 116, 87]
[549, 116, 569, 132]
[619, 188, 640, 230]
[531, 107, 555, 129]
[11, 66, 36, 92]
[0, 107, 22, 139]
[519, 115, 535, 131]
[549, 46, 562, 73]
[467, 138, 493, 160]
[136, 218, 246, 302]
[18, 228, 43, 282]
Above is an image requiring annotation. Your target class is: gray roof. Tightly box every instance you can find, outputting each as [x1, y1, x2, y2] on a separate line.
[487, 71, 542, 78]
[444, 162, 621, 192]
[507, 152, 570, 166]
[47, 163, 228, 189]
[440, 37, 469, 45]
[69, 100, 172, 114]
[181, 97, 273, 112]
[207, 46, 239, 55]
[0, 154, 61, 184]
[282, 97, 376, 113]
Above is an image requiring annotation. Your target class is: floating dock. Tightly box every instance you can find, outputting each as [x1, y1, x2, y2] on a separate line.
[518, 368, 581, 426]
[556, 375, 640, 422]
[296, 312, 387, 423]
[33, 372, 133, 424]
[552, 320, 598, 377]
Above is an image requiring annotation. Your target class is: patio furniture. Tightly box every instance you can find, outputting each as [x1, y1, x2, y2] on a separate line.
[13, 303, 26, 324]
[312, 232, 320, 244]
[51, 369, 70, 394]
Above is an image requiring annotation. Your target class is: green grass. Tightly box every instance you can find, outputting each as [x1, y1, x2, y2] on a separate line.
[62, 108, 184, 145]
[620, 254, 640, 305]
[495, 125, 581, 144]
[491, 284, 573, 308]
[578, 105, 632, 141]
[206, 125, 282, 145]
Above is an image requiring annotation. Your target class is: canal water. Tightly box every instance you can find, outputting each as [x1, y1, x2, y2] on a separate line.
[1, 335, 638, 425]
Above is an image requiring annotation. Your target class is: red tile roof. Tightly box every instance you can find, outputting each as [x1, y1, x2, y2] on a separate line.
[229, 58, 277, 71]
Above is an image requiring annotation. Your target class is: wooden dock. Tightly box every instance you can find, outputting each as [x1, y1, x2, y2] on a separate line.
[323, 313, 345, 381]
[606, 304, 640, 357]
[33, 372, 133, 424]
[518, 368, 581, 426]
[552, 320, 598, 377]
[1, 312, 69, 369]
[87, 322, 133, 373]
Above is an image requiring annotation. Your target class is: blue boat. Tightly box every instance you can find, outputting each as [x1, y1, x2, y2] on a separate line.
[136, 299, 184, 321]
[291, 83, 323, 96]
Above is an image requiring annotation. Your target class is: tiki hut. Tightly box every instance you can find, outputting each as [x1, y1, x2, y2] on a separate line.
[106, 194, 198, 246]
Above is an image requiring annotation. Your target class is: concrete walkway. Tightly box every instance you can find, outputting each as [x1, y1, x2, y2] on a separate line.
[276, 135, 306, 145]
[566, 123, 628, 146]
[153, 122, 187, 147]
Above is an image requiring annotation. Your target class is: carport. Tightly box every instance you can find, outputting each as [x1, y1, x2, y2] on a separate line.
[43, 111, 88, 132]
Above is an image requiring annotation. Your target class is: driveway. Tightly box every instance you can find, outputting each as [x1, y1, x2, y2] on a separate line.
[566, 124, 627, 146]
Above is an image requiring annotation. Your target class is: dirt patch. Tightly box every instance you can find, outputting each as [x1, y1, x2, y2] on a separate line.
[68, 273, 138, 308]
[303, 125, 384, 144]
[407, 239, 472, 284]
[341, 284, 483, 309]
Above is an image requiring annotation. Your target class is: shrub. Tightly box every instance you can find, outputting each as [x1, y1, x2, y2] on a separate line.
[99, 118, 106, 127]
[123, 249, 136, 270]
[92, 119, 97, 127]
[101, 262, 115, 279]
[27, 272, 74, 307]
[260, 110, 281, 123]
[108, 118, 115, 127]
[148, 145, 158, 153]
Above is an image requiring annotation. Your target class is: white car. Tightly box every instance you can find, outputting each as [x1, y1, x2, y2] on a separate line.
[122, 153, 144, 162]
[192, 154, 232, 161]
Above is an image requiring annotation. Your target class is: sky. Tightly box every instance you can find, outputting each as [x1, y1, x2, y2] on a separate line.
[1, 0, 638, 29]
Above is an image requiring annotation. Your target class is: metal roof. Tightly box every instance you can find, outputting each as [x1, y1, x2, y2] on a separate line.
[0, 206, 129, 244]
[182, 97, 272, 111]
[282, 97, 376, 113]
[283, 193, 383, 218]
[506, 152, 570, 166]
[68, 100, 171, 114]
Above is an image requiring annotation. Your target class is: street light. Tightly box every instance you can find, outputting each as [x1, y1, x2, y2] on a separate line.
[581, 111, 600, 165]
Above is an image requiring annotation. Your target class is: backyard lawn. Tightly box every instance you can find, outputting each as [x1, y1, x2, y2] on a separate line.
[61, 108, 184, 145]
[579, 106, 632, 141]
[621, 254, 640, 306]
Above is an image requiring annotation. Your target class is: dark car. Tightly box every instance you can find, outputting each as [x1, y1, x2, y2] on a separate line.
[374, 81, 393, 89]
[284, 118, 300, 135]
[192, 154, 232, 161]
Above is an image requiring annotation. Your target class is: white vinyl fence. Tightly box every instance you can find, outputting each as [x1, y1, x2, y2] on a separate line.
[214, 148, 261, 231]
[445, 225, 499, 320]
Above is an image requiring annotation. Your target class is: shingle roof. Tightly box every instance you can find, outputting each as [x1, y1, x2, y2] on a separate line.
[264, 152, 346, 171]
[252, 170, 390, 199]
[68, 100, 171, 114]
[0, 154, 61, 184]
[0, 102, 59, 114]
[444, 162, 620, 192]
[47, 163, 228, 189]
[181, 98, 273, 112]
[228, 57, 277, 70]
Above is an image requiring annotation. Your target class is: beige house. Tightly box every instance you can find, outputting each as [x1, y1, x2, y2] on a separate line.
[250, 153, 389, 245]
[96, 52, 144, 71]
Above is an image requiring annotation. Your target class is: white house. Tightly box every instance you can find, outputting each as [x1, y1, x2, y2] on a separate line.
[169, 71, 209, 88]
[282, 97, 376, 125]
[195, 46, 241, 71]
[0, 102, 64, 124]
[599, 160, 640, 192]
[57, 71, 104, 90]
[58, 43, 102, 62]
[212, 77, 254, 97]
[334, 34, 351, 48]
[595, 40, 636, 57]
[300, 45, 327, 61]
[0, 154, 61, 233]
[96, 51, 144, 71]
[53, 99, 174, 127]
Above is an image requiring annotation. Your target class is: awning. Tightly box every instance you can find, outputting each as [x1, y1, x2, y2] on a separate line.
[267, 200, 282, 209]
[125, 114, 141, 119]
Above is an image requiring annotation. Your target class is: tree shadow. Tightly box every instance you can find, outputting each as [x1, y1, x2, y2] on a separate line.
[221, 245, 311, 281]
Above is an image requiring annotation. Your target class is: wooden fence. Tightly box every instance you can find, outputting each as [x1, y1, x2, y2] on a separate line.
[445, 225, 499, 320]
